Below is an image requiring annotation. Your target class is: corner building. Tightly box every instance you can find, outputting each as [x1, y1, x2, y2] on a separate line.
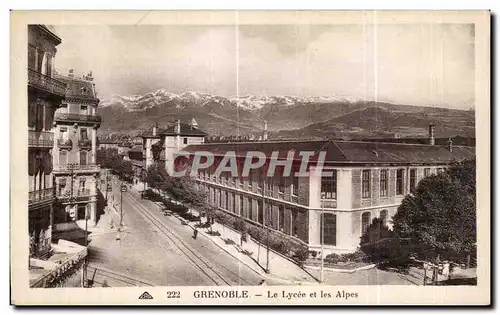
[181, 139, 475, 254]
[52, 70, 101, 230]
[28, 25, 67, 258]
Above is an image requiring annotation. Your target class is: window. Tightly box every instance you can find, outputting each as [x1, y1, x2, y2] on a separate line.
[58, 178, 66, 195]
[320, 213, 337, 246]
[424, 168, 431, 177]
[380, 210, 388, 226]
[409, 169, 417, 191]
[80, 151, 88, 165]
[321, 170, 337, 199]
[239, 195, 243, 216]
[225, 191, 229, 210]
[361, 212, 371, 234]
[248, 199, 253, 220]
[78, 178, 86, 193]
[265, 177, 273, 194]
[437, 167, 445, 173]
[278, 205, 285, 232]
[28, 46, 36, 70]
[380, 169, 388, 197]
[362, 170, 371, 199]
[278, 176, 285, 194]
[59, 127, 68, 140]
[59, 151, 67, 165]
[80, 128, 88, 141]
[183, 138, 188, 144]
[292, 175, 298, 196]
[80, 105, 88, 112]
[218, 190, 222, 208]
[291, 210, 298, 237]
[257, 200, 263, 224]
[396, 169, 404, 195]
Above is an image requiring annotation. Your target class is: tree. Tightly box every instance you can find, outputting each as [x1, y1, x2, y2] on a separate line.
[392, 160, 476, 259]
[359, 218, 401, 262]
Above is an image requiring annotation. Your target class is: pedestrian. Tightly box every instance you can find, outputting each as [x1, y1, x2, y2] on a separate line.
[258, 279, 267, 286]
[193, 228, 198, 240]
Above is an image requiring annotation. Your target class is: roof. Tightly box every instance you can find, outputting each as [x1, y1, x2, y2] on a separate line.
[56, 76, 99, 102]
[182, 140, 475, 165]
[141, 122, 207, 138]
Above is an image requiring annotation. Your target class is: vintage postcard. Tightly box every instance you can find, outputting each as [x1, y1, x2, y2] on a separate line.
[10, 10, 490, 305]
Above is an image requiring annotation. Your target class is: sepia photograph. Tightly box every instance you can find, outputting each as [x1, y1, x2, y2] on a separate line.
[10, 10, 490, 305]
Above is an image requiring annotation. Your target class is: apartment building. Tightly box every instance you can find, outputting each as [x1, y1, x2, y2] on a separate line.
[52, 69, 101, 229]
[28, 24, 67, 258]
[181, 136, 475, 254]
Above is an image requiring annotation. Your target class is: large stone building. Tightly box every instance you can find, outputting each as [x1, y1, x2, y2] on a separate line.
[52, 69, 101, 230]
[28, 24, 67, 258]
[180, 129, 475, 254]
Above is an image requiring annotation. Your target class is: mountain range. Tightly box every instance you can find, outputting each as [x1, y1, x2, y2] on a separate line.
[97, 89, 475, 140]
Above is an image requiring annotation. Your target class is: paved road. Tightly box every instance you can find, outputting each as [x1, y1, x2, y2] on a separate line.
[87, 177, 278, 286]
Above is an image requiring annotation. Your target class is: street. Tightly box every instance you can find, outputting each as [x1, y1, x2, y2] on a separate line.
[86, 176, 280, 286]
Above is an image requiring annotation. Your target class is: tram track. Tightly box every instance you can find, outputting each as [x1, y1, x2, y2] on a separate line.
[123, 193, 253, 286]
[86, 265, 156, 287]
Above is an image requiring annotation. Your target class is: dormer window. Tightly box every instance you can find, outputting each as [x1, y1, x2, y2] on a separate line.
[81, 87, 88, 94]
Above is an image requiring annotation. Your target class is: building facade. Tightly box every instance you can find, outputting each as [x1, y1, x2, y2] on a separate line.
[181, 137, 475, 255]
[52, 69, 101, 229]
[28, 24, 67, 258]
[131, 119, 206, 185]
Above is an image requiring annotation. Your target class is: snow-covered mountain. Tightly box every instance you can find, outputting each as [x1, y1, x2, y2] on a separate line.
[100, 89, 362, 111]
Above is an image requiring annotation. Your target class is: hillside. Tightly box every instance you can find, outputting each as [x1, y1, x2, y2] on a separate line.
[97, 89, 475, 139]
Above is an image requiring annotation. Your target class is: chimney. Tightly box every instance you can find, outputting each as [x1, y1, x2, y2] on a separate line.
[68, 69, 74, 78]
[175, 119, 181, 134]
[86, 71, 94, 81]
[447, 137, 453, 152]
[152, 126, 157, 136]
[263, 120, 268, 141]
[428, 124, 435, 145]
[190, 117, 198, 130]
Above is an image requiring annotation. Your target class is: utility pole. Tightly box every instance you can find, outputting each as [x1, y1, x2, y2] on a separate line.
[120, 178, 124, 228]
[266, 216, 270, 273]
[320, 204, 324, 283]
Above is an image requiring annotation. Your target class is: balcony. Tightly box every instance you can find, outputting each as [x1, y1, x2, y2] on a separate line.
[53, 163, 100, 174]
[28, 68, 67, 97]
[78, 139, 92, 149]
[56, 188, 94, 203]
[28, 131, 54, 148]
[29, 188, 54, 207]
[57, 138, 73, 149]
[54, 112, 101, 125]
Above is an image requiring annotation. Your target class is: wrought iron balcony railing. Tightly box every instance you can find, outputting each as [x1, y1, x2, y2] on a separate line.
[54, 163, 100, 173]
[28, 68, 67, 97]
[28, 187, 54, 206]
[78, 139, 92, 148]
[57, 138, 73, 148]
[56, 189, 94, 203]
[54, 112, 101, 125]
[28, 131, 54, 148]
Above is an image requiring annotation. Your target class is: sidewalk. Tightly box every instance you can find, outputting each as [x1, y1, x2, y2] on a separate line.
[165, 206, 317, 284]
[128, 186, 317, 284]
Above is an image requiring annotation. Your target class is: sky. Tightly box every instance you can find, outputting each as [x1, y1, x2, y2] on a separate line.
[51, 23, 475, 109]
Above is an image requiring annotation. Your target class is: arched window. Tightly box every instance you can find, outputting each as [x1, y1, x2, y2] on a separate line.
[361, 212, 371, 234]
[380, 210, 388, 226]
